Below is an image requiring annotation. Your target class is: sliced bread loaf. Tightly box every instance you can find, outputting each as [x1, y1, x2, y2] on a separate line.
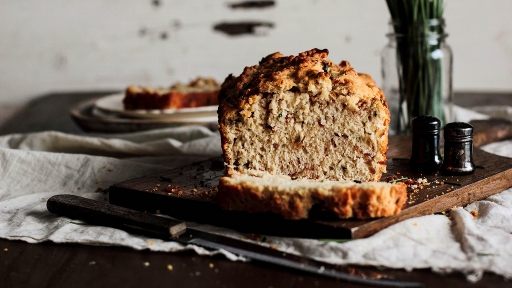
[218, 49, 389, 182]
[217, 172, 407, 220]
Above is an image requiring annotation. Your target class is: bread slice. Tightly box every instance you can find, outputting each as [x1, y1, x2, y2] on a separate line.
[218, 49, 389, 182]
[217, 172, 407, 220]
[123, 77, 220, 110]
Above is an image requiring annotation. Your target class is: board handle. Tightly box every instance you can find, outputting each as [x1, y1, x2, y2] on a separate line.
[47, 194, 186, 238]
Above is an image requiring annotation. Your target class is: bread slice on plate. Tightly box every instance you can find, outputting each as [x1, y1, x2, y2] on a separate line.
[124, 77, 220, 110]
[217, 172, 407, 220]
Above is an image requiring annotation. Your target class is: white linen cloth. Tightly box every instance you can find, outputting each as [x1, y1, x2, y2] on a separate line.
[0, 107, 511, 282]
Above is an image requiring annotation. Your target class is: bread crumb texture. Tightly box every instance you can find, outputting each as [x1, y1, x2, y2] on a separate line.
[218, 48, 389, 182]
[217, 173, 407, 220]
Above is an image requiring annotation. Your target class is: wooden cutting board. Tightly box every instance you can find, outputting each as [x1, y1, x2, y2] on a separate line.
[109, 119, 512, 239]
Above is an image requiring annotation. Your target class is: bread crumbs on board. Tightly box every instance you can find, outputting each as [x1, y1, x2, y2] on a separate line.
[384, 174, 466, 204]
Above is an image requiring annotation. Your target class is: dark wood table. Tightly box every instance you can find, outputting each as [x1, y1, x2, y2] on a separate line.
[1, 92, 511, 288]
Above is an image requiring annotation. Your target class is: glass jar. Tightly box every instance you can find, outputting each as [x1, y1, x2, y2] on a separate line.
[381, 19, 453, 135]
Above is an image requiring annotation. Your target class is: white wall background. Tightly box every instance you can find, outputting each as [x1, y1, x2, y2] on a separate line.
[0, 0, 511, 105]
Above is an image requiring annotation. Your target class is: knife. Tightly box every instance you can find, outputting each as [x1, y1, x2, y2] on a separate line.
[47, 194, 423, 288]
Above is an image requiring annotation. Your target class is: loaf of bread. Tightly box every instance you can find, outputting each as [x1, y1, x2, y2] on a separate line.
[217, 172, 407, 220]
[123, 77, 220, 110]
[218, 48, 390, 182]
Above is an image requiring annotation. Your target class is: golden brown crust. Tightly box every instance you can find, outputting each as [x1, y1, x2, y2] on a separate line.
[217, 177, 312, 219]
[217, 174, 407, 220]
[123, 77, 220, 110]
[322, 182, 407, 219]
[218, 49, 338, 114]
[218, 48, 390, 182]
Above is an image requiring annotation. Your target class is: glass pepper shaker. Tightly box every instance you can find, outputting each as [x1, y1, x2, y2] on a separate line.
[410, 115, 442, 173]
[441, 122, 475, 175]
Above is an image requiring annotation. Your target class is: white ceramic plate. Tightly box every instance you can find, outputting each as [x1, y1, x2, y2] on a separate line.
[94, 93, 218, 120]
[91, 106, 218, 124]
[70, 98, 218, 133]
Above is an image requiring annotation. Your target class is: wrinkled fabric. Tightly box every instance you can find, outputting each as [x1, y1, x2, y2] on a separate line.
[0, 107, 511, 282]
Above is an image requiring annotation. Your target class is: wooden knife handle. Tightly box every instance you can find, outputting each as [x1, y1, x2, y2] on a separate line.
[47, 194, 186, 238]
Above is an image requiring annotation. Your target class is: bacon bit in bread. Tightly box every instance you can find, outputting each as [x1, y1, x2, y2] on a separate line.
[471, 210, 478, 219]
[404, 179, 418, 186]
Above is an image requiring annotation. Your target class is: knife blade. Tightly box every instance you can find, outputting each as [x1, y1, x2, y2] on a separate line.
[47, 194, 423, 288]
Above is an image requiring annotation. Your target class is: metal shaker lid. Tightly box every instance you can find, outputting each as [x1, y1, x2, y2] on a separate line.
[411, 115, 441, 133]
[444, 122, 473, 138]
